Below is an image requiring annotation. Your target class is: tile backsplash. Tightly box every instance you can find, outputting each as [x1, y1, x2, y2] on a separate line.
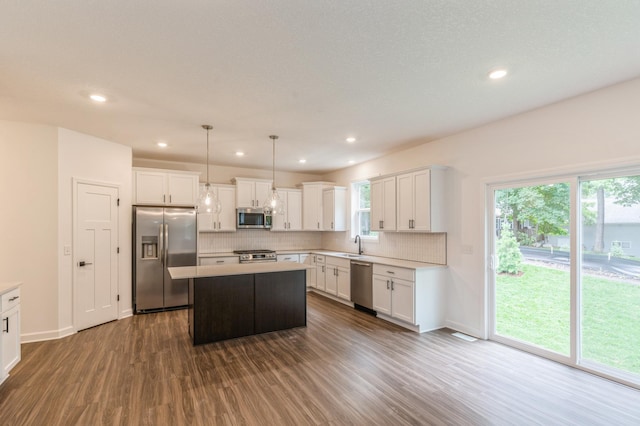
[322, 231, 447, 265]
[199, 229, 447, 265]
[198, 230, 323, 254]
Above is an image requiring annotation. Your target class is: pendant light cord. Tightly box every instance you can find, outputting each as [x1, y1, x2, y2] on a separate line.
[202, 124, 213, 185]
[270, 135, 278, 190]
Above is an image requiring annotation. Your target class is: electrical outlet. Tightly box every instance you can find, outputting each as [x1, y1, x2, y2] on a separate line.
[462, 245, 473, 255]
[64, 246, 72, 256]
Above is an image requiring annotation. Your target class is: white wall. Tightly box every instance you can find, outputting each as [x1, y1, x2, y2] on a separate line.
[0, 121, 59, 337]
[323, 76, 640, 338]
[58, 128, 132, 337]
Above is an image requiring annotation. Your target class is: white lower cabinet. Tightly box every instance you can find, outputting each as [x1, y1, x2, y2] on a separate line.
[315, 255, 326, 292]
[276, 254, 300, 263]
[1, 285, 21, 384]
[299, 254, 314, 287]
[372, 264, 444, 332]
[325, 256, 350, 300]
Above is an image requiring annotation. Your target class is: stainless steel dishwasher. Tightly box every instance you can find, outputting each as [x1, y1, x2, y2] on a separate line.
[351, 260, 375, 314]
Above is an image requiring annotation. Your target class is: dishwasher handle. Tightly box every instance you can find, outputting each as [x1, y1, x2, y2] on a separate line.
[351, 261, 371, 267]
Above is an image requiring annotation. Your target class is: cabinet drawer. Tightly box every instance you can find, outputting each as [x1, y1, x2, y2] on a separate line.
[315, 255, 325, 264]
[200, 256, 240, 266]
[373, 264, 414, 281]
[277, 254, 300, 263]
[1, 288, 20, 312]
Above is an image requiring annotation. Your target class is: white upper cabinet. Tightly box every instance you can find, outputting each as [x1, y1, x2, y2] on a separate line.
[271, 188, 302, 231]
[233, 178, 272, 208]
[396, 166, 447, 232]
[197, 184, 236, 232]
[322, 187, 346, 231]
[302, 182, 327, 231]
[370, 176, 396, 232]
[133, 168, 199, 206]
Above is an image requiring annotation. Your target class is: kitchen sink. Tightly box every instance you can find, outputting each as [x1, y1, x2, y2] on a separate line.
[333, 253, 363, 258]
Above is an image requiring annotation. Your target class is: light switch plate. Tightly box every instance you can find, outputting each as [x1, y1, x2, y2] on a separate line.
[462, 245, 473, 255]
[64, 245, 72, 256]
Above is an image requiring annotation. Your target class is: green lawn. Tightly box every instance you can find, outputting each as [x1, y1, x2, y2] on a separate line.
[496, 263, 640, 375]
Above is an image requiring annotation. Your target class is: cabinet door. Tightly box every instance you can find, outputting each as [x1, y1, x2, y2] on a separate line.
[304, 255, 317, 288]
[271, 190, 288, 231]
[287, 190, 302, 230]
[254, 181, 272, 207]
[303, 185, 322, 230]
[370, 179, 384, 231]
[322, 190, 334, 230]
[336, 266, 350, 300]
[277, 254, 300, 263]
[372, 275, 392, 315]
[2, 305, 20, 375]
[391, 278, 415, 324]
[412, 169, 431, 231]
[135, 171, 166, 204]
[381, 177, 397, 231]
[316, 264, 326, 291]
[168, 174, 198, 205]
[198, 212, 215, 232]
[396, 172, 414, 231]
[217, 186, 237, 231]
[236, 180, 256, 208]
[325, 266, 338, 295]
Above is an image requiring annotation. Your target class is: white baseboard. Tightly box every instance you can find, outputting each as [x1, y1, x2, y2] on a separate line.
[21, 325, 76, 344]
[119, 308, 133, 319]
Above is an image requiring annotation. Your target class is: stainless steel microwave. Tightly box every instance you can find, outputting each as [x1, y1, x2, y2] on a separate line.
[237, 208, 272, 229]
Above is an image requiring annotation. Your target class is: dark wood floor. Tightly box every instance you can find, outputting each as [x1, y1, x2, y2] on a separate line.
[1, 293, 639, 425]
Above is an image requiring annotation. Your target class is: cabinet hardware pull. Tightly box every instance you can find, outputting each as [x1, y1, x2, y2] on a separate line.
[163, 194, 166, 203]
[386, 280, 390, 290]
[317, 222, 320, 229]
[380, 220, 383, 229]
[386, 271, 395, 274]
[170, 195, 172, 203]
[218, 221, 221, 229]
[3, 317, 8, 333]
[9, 296, 19, 302]
[216, 260, 224, 264]
[391, 280, 394, 290]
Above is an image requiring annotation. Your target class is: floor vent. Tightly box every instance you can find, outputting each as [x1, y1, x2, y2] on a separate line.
[452, 332, 477, 342]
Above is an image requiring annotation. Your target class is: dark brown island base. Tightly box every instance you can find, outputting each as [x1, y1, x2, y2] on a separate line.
[169, 263, 309, 345]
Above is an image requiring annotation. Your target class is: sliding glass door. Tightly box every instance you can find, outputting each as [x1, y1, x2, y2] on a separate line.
[490, 171, 640, 387]
[580, 175, 640, 379]
[492, 181, 572, 358]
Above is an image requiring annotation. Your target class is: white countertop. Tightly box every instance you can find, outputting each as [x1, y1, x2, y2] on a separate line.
[197, 250, 446, 270]
[169, 262, 311, 280]
[312, 251, 446, 270]
[0, 282, 21, 294]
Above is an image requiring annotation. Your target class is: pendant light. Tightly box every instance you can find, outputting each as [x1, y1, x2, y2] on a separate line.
[263, 135, 285, 215]
[198, 125, 222, 214]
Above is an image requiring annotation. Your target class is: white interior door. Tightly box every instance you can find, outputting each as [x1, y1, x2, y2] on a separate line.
[74, 181, 119, 331]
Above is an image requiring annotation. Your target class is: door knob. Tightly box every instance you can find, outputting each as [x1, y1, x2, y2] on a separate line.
[78, 261, 93, 267]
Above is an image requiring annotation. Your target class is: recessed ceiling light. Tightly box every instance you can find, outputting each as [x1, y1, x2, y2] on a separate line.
[488, 69, 508, 80]
[299, 159, 306, 164]
[235, 151, 245, 157]
[348, 160, 355, 164]
[346, 137, 356, 143]
[89, 93, 107, 102]
[157, 142, 168, 148]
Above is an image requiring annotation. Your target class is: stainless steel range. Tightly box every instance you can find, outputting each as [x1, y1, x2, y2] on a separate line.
[234, 249, 277, 263]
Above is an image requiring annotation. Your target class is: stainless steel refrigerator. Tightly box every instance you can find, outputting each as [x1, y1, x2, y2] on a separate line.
[133, 206, 196, 312]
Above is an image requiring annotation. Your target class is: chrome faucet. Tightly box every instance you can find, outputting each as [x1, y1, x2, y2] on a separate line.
[354, 235, 363, 255]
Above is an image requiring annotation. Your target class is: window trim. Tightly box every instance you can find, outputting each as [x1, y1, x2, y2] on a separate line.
[351, 180, 378, 240]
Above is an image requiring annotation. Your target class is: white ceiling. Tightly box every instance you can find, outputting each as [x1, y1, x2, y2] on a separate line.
[2, 2, 639, 173]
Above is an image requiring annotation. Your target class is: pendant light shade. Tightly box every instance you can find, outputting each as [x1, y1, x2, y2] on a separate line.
[198, 125, 222, 214]
[263, 135, 285, 215]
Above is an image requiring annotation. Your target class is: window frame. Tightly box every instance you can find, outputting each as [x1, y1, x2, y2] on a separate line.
[351, 180, 378, 241]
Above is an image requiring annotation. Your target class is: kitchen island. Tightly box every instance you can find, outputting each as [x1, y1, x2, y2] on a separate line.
[169, 263, 308, 345]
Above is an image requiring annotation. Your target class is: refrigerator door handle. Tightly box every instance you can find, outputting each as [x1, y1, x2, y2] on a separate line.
[159, 224, 164, 266]
[164, 223, 169, 266]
